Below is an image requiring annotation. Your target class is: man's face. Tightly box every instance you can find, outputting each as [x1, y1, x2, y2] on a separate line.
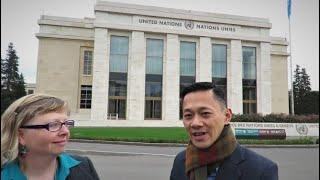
[182, 90, 232, 149]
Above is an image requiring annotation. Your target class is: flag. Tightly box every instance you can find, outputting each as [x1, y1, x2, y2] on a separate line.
[287, 0, 292, 19]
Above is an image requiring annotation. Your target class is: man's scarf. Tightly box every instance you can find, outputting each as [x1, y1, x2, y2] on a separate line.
[185, 124, 237, 180]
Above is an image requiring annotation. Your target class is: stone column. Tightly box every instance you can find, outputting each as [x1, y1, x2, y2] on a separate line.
[197, 37, 212, 82]
[228, 40, 243, 114]
[91, 28, 109, 121]
[127, 31, 146, 121]
[257, 42, 272, 114]
[163, 34, 180, 121]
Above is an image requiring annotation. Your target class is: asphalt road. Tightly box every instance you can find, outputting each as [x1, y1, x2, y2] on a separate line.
[66, 142, 319, 180]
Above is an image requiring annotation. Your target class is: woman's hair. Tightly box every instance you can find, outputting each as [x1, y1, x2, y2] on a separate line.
[1, 94, 69, 167]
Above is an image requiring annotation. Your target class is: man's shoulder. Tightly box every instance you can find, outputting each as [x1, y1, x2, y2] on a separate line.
[218, 145, 278, 179]
[173, 145, 277, 167]
[170, 150, 188, 180]
[233, 144, 278, 178]
[174, 150, 186, 162]
[239, 145, 277, 166]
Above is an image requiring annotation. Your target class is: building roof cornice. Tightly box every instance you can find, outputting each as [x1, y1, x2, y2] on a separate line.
[95, 1, 272, 29]
[271, 37, 289, 46]
[38, 15, 94, 29]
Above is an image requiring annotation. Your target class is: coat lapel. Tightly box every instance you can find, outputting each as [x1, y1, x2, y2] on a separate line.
[216, 161, 241, 180]
[216, 144, 245, 180]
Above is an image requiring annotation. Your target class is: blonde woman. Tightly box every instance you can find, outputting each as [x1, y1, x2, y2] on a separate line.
[1, 94, 99, 180]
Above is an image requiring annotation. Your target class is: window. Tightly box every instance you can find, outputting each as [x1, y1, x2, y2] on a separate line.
[180, 41, 196, 92]
[242, 47, 256, 80]
[83, 51, 93, 75]
[80, 85, 92, 109]
[212, 44, 227, 102]
[109, 36, 129, 73]
[145, 39, 163, 119]
[212, 44, 227, 78]
[27, 90, 34, 94]
[108, 98, 126, 119]
[108, 36, 129, 119]
[242, 47, 256, 114]
[243, 81, 257, 114]
[145, 78, 162, 97]
[180, 41, 196, 76]
[145, 100, 161, 119]
[180, 41, 196, 119]
[109, 73, 127, 96]
[146, 39, 163, 75]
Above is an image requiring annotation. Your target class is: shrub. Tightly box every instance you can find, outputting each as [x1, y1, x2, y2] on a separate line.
[232, 113, 319, 123]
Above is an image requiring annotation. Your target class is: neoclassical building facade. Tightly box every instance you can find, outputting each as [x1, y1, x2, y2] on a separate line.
[35, 1, 289, 126]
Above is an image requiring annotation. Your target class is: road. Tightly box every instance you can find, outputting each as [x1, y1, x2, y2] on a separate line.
[66, 142, 319, 180]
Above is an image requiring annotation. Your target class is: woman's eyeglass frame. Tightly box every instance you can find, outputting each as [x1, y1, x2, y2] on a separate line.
[20, 120, 75, 132]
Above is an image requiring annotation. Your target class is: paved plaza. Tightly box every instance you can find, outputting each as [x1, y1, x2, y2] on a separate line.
[66, 142, 319, 180]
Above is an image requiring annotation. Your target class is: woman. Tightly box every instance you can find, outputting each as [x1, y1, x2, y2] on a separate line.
[1, 94, 100, 180]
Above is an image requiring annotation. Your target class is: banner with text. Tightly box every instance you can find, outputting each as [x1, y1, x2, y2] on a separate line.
[230, 122, 318, 138]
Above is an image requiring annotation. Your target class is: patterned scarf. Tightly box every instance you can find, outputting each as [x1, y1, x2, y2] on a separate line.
[185, 124, 237, 180]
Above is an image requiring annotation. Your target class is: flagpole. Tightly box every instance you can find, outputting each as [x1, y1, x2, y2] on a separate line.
[288, 8, 294, 115]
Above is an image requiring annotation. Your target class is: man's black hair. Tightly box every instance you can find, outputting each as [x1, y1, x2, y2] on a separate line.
[180, 82, 226, 108]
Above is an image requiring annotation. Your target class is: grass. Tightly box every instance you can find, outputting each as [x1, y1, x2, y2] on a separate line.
[70, 127, 319, 145]
[70, 127, 188, 143]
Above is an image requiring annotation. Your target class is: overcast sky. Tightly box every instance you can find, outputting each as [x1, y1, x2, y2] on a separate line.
[1, 0, 319, 90]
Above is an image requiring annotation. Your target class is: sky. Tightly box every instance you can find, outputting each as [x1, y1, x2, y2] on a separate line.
[1, 0, 319, 90]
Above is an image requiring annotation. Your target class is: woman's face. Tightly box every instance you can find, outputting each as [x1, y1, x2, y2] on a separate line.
[19, 111, 70, 157]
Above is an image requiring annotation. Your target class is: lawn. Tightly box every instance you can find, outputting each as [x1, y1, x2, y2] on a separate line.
[70, 127, 188, 143]
[70, 127, 318, 144]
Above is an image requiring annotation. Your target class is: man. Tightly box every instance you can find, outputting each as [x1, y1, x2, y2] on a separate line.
[170, 82, 278, 180]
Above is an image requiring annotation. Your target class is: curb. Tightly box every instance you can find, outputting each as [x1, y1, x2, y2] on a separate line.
[69, 139, 187, 147]
[242, 144, 319, 148]
[65, 148, 176, 157]
[69, 139, 319, 148]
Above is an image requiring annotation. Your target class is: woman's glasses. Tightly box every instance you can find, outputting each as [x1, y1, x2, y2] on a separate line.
[20, 120, 75, 132]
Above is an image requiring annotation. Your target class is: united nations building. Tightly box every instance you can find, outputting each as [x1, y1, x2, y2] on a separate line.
[35, 1, 289, 126]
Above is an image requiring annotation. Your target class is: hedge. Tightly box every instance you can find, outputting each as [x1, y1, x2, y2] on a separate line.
[231, 113, 319, 123]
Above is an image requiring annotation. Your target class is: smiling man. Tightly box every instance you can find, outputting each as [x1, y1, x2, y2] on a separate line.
[170, 82, 278, 180]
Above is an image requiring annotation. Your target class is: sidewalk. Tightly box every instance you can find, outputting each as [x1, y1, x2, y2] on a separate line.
[66, 139, 319, 158]
[69, 139, 319, 147]
[65, 140, 319, 180]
